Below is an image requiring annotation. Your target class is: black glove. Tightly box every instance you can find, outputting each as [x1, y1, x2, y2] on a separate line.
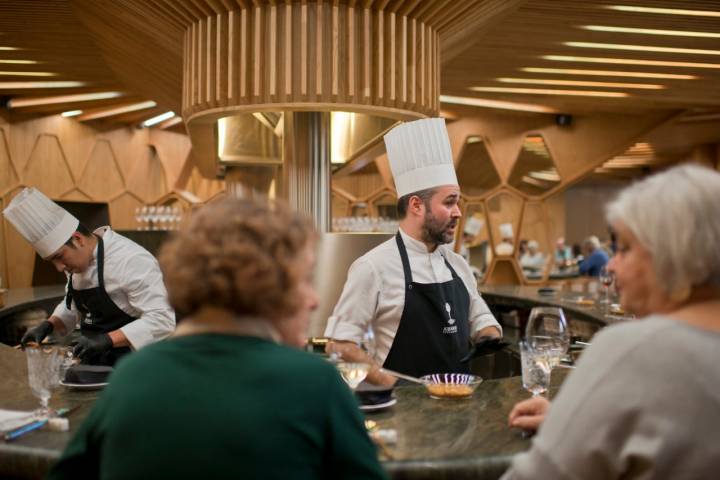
[474, 336, 510, 356]
[461, 336, 510, 362]
[72, 334, 113, 360]
[21, 320, 54, 346]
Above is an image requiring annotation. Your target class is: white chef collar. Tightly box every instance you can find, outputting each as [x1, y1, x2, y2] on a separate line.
[399, 227, 445, 256]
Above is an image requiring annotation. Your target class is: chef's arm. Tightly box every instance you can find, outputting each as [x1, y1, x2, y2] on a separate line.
[475, 325, 502, 339]
[47, 315, 68, 336]
[327, 340, 396, 387]
[120, 261, 176, 350]
[107, 329, 130, 348]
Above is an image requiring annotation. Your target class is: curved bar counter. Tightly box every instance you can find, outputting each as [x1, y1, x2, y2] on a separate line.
[0, 285, 625, 479]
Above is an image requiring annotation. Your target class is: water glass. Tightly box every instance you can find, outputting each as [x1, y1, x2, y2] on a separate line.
[520, 341, 551, 397]
[26, 346, 65, 417]
[598, 266, 614, 304]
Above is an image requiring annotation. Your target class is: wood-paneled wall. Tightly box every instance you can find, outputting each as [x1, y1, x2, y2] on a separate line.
[0, 114, 224, 288]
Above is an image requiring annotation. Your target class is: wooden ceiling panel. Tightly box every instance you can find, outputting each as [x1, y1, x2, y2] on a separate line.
[442, 0, 720, 112]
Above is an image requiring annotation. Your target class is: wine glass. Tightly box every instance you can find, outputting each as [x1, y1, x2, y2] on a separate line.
[327, 320, 375, 390]
[525, 307, 570, 370]
[519, 340, 551, 397]
[598, 266, 614, 305]
[25, 346, 65, 418]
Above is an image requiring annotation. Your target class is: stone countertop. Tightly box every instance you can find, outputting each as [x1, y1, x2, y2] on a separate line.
[0, 344, 100, 480]
[0, 343, 569, 480]
[374, 371, 566, 479]
[479, 285, 634, 327]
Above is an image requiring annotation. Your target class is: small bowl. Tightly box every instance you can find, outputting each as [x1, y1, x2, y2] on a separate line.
[420, 373, 483, 399]
[355, 381, 394, 406]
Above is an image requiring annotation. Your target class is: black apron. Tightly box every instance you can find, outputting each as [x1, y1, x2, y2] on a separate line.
[65, 235, 135, 366]
[382, 233, 471, 377]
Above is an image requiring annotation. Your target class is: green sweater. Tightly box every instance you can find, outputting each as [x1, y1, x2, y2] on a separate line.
[48, 334, 388, 480]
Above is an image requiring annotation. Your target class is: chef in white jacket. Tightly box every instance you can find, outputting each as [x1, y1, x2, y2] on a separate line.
[4, 188, 175, 365]
[326, 118, 501, 384]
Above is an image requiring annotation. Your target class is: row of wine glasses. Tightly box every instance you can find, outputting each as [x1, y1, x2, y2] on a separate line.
[134, 206, 184, 231]
[332, 217, 398, 233]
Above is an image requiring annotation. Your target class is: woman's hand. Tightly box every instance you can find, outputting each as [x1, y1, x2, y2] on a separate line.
[508, 396, 551, 432]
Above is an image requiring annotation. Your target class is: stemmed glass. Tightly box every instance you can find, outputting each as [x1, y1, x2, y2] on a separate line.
[525, 307, 570, 370]
[25, 346, 66, 418]
[519, 340, 551, 397]
[327, 321, 376, 390]
[598, 266, 614, 305]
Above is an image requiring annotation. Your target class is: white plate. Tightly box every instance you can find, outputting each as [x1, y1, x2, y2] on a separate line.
[359, 398, 397, 412]
[59, 380, 108, 391]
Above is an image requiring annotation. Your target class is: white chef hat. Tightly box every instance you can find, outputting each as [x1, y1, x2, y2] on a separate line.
[2, 187, 79, 258]
[464, 216, 484, 236]
[383, 118, 458, 198]
[499, 223, 514, 239]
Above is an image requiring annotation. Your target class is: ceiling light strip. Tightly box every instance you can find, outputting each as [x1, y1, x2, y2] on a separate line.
[7, 91, 124, 108]
[565, 41, 720, 56]
[582, 25, 720, 39]
[521, 67, 697, 80]
[0, 59, 38, 64]
[0, 81, 85, 89]
[496, 77, 664, 89]
[79, 101, 157, 121]
[0, 71, 55, 77]
[542, 55, 720, 69]
[468, 87, 629, 97]
[61, 110, 82, 118]
[439, 94, 560, 113]
[142, 111, 175, 127]
[606, 5, 720, 18]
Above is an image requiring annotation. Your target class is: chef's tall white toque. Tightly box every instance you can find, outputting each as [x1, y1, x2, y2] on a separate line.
[464, 216, 484, 236]
[499, 223, 514, 239]
[383, 118, 458, 198]
[3, 187, 79, 258]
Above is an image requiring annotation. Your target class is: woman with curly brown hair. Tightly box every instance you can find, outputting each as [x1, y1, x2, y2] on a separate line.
[48, 198, 388, 480]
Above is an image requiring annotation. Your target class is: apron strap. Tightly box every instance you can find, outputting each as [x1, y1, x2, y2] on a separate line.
[95, 234, 105, 290]
[395, 232, 413, 287]
[65, 274, 73, 309]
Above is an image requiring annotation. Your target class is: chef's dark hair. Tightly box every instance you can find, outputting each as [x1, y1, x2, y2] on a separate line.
[396, 187, 436, 219]
[63, 223, 92, 248]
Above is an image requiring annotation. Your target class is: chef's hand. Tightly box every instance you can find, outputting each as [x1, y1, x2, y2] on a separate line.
[508, 396, 550, 432]
[473, 336, 510, 356]
[21, 320, 54, 346]
[72, 334, 113, 360]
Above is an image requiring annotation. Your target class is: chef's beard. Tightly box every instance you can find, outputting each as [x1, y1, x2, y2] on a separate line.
[421, 212, 457, 246]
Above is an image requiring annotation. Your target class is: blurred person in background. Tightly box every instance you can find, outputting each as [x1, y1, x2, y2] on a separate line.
[520, 240, 545, 274]
[578, 235, 608, 277]
[554, 237, 572, 268]
[49, 198, 387, 480]
[502, 164, 720, 480]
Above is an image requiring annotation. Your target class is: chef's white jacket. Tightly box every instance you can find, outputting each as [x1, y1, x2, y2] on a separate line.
[325, 228, 501, 365]
[51, 227, 175, 350]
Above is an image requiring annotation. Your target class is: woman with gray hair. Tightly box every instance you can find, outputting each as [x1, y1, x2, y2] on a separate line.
[502, 164, 720, 479]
